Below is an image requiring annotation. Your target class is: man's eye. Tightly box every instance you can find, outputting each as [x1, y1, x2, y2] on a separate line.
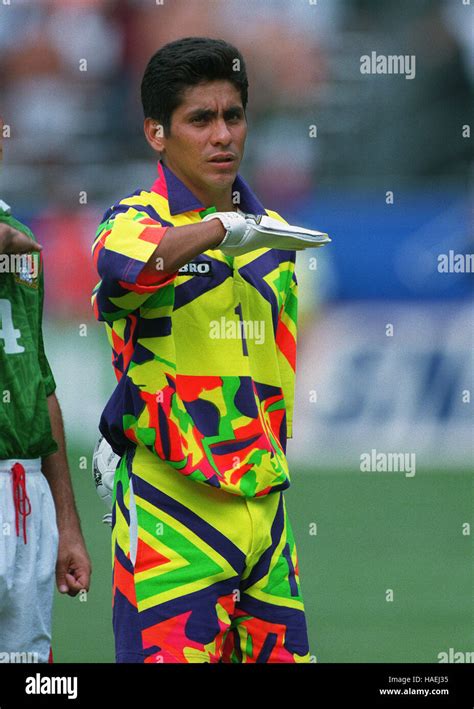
[191, 117, 206, 124]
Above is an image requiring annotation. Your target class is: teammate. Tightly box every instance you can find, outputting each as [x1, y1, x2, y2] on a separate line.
[92, 37, 330, 663]
[0, 120, 91, 663]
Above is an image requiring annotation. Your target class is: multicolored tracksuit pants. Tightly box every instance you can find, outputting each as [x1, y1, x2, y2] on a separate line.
[112, 445, 311, 663]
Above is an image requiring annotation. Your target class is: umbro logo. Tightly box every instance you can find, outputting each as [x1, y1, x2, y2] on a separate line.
[179, 261, 213, 276]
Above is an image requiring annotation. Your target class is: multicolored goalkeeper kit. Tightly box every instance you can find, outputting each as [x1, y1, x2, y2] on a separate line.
[91, 161, 312, 662]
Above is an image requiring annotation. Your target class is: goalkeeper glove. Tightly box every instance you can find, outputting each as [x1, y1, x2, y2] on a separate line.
[202, 212, 331, 256]
[92, 434, 119, 528]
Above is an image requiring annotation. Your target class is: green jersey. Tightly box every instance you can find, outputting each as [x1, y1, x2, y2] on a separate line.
[0, 202, 57, 459]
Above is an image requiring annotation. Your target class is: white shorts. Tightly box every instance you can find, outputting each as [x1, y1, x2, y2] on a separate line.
[0, 459, 58, 663]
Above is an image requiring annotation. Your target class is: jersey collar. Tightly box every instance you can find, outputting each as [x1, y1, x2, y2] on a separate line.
[151, 160, 266, 217]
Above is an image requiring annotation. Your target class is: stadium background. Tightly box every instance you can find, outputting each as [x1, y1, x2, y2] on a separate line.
[0, 0, 472, 663]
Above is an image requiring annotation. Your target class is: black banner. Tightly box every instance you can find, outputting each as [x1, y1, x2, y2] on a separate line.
[0, 663, 471, 707]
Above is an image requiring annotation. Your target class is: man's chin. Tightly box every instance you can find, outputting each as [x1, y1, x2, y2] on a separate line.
[204, 166, 238, 188]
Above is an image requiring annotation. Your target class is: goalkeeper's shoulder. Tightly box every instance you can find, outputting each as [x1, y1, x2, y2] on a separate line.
[98, 187, 166, 229]
[93, 188, 170, 258]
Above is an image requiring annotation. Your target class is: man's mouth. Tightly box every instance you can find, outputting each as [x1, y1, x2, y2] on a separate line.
[208, 154, 236, 164]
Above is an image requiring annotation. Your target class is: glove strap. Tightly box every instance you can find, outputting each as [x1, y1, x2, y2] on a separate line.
[202, 211, 247, 248]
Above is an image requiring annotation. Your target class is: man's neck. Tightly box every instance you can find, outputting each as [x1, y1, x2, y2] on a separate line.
[210, 196, 237, 212]
[191, 185, 236, 213]
[162, 159, 237, 213]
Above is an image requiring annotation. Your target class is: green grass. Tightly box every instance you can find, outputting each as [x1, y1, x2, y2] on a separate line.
[286, 467, 473, 663]
[53, 452, 473, 663]
[52, 447, 115, 663]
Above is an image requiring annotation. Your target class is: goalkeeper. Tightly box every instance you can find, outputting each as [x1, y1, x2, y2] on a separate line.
[92, 37, 330, 664]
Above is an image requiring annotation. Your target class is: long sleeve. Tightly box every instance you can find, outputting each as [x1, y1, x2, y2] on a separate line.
[91, 204, 174, 323]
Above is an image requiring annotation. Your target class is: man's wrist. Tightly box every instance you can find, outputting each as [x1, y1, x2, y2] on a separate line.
[202, 217, 226, 248]
[55, 506, 83, 534]
[202, 211, 249, 251]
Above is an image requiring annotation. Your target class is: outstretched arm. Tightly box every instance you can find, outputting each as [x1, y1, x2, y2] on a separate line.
[92, 209, 225, 321]
[140, 218, 225, 279]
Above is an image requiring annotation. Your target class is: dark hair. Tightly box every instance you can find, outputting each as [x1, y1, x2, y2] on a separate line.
[141, 37, 249, 136]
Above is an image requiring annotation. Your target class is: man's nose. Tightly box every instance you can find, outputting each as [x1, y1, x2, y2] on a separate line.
[210, 119, 232, 144]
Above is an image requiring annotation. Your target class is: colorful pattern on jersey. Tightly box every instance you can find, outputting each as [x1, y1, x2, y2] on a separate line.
[92, 162, 298, 498]
[112, 445, 311, 663]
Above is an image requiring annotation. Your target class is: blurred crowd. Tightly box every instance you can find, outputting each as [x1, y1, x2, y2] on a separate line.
[0, 0, 472, 318]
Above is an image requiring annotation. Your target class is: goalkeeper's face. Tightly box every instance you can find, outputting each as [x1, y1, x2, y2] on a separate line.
[148, 81, 247, 202]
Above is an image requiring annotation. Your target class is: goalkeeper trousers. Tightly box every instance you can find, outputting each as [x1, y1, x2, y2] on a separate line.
[111, 445, 311, 663]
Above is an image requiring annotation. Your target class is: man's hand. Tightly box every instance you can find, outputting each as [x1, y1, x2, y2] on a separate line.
[202, 212, 331, 256]
[0, 223, 42, 254]
[56, 530, 92, 597]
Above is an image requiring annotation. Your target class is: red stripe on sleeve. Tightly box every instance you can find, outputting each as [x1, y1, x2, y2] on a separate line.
[138, 225, 169, 245]
[275, 318, 296, 371]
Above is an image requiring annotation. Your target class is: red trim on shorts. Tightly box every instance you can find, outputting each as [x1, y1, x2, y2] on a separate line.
[11, 462, 32, 544]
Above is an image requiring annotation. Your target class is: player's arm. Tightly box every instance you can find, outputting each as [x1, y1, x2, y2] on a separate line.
[36, 266, 91, 597]
[42, 393, 92, 597]
[0, 222, 42, 254]
[92, 205, 329, 321]
[140, 218, 225, 278]
[92, 207, 225, 322]
[142, 212, 330, 276]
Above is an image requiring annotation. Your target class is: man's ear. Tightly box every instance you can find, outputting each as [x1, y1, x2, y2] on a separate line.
[144, 117, 166, 154]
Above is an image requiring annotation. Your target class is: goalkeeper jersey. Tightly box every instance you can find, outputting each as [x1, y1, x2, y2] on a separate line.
[0, 202, 57, 459]
[92, 161, 298, 498]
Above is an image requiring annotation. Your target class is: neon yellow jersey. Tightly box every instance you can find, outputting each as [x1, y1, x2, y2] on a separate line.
[92, 162, 298, 498]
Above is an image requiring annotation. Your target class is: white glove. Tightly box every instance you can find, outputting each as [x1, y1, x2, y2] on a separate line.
[202, 211, 331, 256]
[92, 435, 120, 526]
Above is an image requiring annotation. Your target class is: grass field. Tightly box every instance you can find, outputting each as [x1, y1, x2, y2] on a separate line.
[53, 449, 473, 663]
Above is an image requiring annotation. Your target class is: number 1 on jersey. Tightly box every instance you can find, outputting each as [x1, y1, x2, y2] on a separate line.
[234, 302, 249, 357]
